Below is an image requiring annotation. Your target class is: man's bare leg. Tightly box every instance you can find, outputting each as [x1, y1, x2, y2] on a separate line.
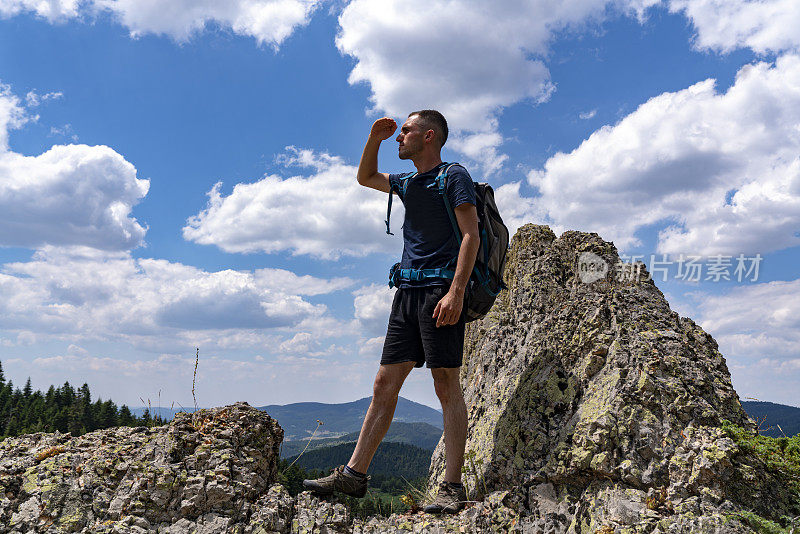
[347, 361, 416, 473]
[431, 367, 467, 483]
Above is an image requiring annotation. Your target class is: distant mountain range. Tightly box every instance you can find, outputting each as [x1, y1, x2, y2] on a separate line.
[279, 421, 442, 458]
[129, 396, 443, 441]
[741, 401, 800, 437]
[130, 398, 799, 442]
[257, 396, 443, 441]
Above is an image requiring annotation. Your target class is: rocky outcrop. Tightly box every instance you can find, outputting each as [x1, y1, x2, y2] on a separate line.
[0, 403, 291, 533]
[429, 224, 799, 532]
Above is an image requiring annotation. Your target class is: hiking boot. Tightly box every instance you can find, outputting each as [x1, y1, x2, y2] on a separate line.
[423, 481, 467, 514]
[302, 465, 369, 498]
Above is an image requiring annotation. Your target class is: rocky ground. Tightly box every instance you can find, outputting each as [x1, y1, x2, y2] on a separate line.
[1, 225, 797, 533]
[0, 402, 530, 533]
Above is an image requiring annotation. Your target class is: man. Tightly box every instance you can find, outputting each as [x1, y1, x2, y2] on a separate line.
[303, 110, 480, 514]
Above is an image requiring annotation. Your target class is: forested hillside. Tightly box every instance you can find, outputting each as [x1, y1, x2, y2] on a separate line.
[742, 400, 800, 437]
[0, 361, 164, 439]
[286, 440, 433, 481]
[280, 421, 442, 458]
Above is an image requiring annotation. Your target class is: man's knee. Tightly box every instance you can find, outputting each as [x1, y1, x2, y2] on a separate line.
[372, 373, 397, 400]
[431, 368, 462, 403]
[372, 363, 412, 401]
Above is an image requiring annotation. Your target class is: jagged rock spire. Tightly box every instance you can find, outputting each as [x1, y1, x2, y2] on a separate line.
[428, 224, 795, 532]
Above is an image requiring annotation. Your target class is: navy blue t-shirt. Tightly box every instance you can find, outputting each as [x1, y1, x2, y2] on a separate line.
[388, 163, 477, 288]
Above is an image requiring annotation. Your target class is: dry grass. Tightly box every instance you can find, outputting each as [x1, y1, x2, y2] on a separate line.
[281, 419, 323, 474]
[192, 347, 199, 413]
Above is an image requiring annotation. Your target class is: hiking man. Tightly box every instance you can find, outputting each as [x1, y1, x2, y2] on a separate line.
[303, 110, 480, 514]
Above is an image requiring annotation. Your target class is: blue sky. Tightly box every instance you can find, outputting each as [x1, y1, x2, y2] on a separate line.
[0, 0, 798, 410]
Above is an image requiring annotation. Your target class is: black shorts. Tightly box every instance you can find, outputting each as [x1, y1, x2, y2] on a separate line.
[381, 285, 466, 369]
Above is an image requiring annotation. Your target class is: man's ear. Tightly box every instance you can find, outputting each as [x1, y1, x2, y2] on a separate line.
[425, 129, 435, 144]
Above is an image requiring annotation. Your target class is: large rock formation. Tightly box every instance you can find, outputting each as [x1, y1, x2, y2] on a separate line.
[0, 225, 796, 533]
[0, 403, 295, 533]
[429, 224, 799, 532]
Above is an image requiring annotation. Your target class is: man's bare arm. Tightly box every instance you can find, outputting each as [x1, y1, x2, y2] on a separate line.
[433, 203, 480, 327]
[357, 117, 397, 193]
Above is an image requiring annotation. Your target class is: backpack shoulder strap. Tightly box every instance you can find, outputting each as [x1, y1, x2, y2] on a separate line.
[432, 163, 489, 283]
[429, 162, 462, 243]
[385, 171, 416, 235]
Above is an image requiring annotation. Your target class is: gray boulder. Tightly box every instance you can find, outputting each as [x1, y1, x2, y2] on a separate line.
[428, 224, 799, 532]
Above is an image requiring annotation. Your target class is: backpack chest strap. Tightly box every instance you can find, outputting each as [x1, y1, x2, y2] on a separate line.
[388, 265, 455, 288]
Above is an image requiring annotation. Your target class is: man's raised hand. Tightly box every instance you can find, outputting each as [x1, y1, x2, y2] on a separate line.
[370, 117, 397, 141]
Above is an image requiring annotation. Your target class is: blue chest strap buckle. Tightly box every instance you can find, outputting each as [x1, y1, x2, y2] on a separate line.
[389, 263, 455, 288]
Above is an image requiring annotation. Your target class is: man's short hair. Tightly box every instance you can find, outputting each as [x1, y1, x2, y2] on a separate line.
[409, 109, 448, 148]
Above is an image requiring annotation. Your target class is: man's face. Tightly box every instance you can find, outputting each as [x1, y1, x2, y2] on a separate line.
[396, 115, 429, 160]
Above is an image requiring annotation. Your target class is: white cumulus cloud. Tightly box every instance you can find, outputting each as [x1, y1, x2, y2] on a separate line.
[690, 278, 800, 406]
[0, 145, 150, 250]
[353, 283, 394, 338]
[0, 0, 80, 21]
[25, 89, 63, 107]
[0, 83, 29, 150]
[669, 0, 800, 54]
[0, 84, 150, 251]
[0, 246, 353, 349]
[184, 146, 404, 259]
[695, 279, 800, 359]
[0, 0, 321, 48]
[493, 181, 549, 241]
[93, 0, 320, 47]
[335, 0, 660, 173]
[518, 55, 800, 256]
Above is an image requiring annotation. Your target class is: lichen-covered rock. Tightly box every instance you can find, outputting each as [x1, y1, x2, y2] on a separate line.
[352, 489, 526, 533]
[428, 224, 800, 533]
[0, 402, 283, 533]
[292, 492, 350, 533]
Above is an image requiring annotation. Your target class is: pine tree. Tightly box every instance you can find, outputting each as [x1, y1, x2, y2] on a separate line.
[99, 399, 119, 428]
[4, 414, 18, 437]
[61, 382, 75, 406]
[53, 406, 69, 433]
[118, 405, 135, 426]
[78, 383, 93, 432]
[0, 380, 11, 433]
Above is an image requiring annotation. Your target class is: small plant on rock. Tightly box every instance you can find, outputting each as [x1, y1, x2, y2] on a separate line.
[36, 446, 64, 462]
[461, 449, 488, 501]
